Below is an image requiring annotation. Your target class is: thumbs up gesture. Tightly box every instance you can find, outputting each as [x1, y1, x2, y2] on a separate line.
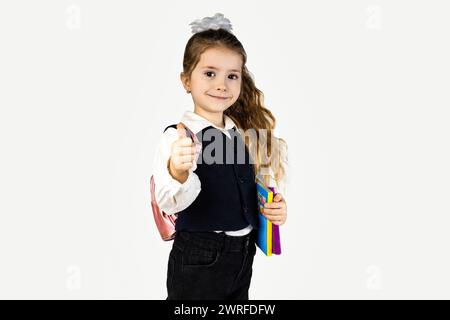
[168, 123, 196, 183]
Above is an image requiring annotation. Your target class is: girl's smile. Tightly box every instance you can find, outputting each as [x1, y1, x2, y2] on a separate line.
[207, 94, 230, 100]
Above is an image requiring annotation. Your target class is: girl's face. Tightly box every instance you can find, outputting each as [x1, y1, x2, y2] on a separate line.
[181, 46, 243, 115]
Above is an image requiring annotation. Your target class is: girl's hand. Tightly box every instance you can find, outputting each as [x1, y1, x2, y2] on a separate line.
[262, 193, 287, 226]
[168, 123, 196, 183]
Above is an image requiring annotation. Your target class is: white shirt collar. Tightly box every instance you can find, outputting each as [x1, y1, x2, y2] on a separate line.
[180, 110, 237, 135]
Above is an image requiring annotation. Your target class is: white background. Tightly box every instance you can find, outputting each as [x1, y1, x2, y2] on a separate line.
[1, 0, 449, 299]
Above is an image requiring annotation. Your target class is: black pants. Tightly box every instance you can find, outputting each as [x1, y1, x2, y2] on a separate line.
[166, 229, 257, 300]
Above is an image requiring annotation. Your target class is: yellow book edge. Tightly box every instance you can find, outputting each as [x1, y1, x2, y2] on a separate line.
[257, 178, 273, 256]
[267, 190, 273, 256]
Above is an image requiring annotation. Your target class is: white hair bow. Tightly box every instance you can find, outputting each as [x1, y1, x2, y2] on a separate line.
[189, 13, 233, 34]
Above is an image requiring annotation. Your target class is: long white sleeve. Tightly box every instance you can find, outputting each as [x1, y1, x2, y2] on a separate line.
[151, 127, 201, 215]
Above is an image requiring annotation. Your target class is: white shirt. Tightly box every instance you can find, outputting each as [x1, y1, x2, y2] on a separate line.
[151, 110, 288, 236]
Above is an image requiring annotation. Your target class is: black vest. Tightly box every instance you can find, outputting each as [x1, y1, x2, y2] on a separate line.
[163, 124, 259, 232]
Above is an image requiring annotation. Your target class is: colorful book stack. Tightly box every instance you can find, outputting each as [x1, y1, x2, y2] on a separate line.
[256, 179, 282, 256]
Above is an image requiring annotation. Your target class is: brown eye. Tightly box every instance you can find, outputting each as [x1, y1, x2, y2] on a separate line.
[229, 74, 239, 80]
[205, 71, 214, 77]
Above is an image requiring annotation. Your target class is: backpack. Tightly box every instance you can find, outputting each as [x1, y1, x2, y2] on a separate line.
[150, 122, 200, 241]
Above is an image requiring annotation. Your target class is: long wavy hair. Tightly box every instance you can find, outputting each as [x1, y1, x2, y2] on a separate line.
[181, 28, 287, 188]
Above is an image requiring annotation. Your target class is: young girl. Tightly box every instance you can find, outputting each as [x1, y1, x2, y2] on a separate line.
[152, 13, 288, 300]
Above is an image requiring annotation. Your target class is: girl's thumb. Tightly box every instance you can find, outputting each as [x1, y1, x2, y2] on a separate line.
[176, 123, 187, 139]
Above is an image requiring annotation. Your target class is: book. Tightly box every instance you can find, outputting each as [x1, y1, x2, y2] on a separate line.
[268, 186, 282, 255]
[256, 179, 273, 256]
